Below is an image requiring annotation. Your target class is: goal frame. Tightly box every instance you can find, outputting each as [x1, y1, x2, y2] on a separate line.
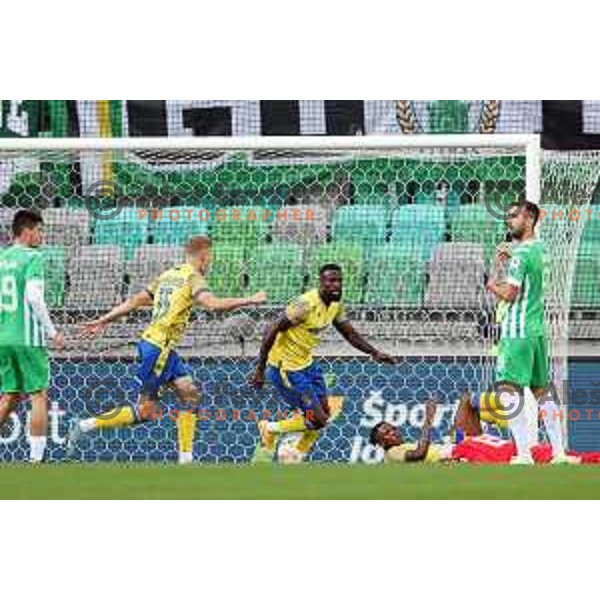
[0, 133, 543, 206]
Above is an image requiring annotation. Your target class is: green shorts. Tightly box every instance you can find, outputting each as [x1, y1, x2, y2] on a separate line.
[496, 336, 549, 389]
[0, 346, 50, 394]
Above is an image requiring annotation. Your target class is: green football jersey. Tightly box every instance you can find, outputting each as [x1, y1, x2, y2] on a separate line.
[0, 244, 46, 347]
[501, 239, 546, 339]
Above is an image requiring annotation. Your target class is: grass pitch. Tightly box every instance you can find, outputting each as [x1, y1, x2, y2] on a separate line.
[1, 463, 600, 499]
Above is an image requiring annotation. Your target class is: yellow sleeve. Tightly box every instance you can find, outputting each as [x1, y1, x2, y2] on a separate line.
[146, 277, 160, 297]
[189, 272, 209, 298]
[384, 446, 407, 463]
[285, 296, 311, 325]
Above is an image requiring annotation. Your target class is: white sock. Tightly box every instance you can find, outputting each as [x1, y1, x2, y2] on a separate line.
[525, 388, 539, 448]
[80, 418, 97, 433]
[505, 390, 532, 459]
[29, 436, 47, 462]
[179, 452, 193, 464]
[541, 399, 565, 456]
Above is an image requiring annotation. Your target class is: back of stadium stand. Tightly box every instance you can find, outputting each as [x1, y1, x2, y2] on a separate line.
[94, 208, 149, 260]
[151, 206, 210, 246]
[126, 245, 184, 296]
[332, 206, 389, 256]
[208, 242, 246, 297]
[247, 243, 304, 303]
[0, 209, 16, 246]
[42, 209, 90, 251]
[271, 203, 328, 246]
[424, 242, 487, 309]
[390, 204, 445, 258]
[66, 245, 124, 310]
[365, 243, 426, 307]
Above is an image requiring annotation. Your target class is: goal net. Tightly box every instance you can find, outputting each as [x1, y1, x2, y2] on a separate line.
[0, 135, 597, 462]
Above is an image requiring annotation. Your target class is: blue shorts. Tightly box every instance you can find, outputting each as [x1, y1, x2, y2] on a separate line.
[135, 340, 190, 400]
[266, 362, 328, 414]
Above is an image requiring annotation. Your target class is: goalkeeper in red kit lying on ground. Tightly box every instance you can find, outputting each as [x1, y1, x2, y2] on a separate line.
[370, 391, 585, 464]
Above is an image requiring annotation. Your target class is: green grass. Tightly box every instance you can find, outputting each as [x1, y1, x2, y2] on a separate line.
[2, 463, 600, 499]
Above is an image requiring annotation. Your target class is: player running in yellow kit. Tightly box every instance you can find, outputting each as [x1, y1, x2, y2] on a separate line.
[249, 263, 395, 462]
[67, 235, 266, 463]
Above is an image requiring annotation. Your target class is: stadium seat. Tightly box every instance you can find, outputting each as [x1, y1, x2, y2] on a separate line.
[308, 242, 364, 303]
[424, 242, 487, 309]
[581, 217, 600, 243]
[66, 245, 124, 310]
[272, 204, 328, 246]
[352, 179, 395, 206]
[332, 206, 388, 251]
[572, 242, 600, 308]
[42, 209, 90, 252]
[208, 243, 246, 297]
[0, 209, 15, 246]
[450, 204, 504, 261]
[247, 243, 304, 303]
[415, 192, 435, 205]
[41, 246, 66, 308]
[126, 245, 185, 296]
[365, 243, 426, 307]
[391, 205, 446, 254]
[151, 206, 210, 246]
[76, 244, 123, 263]
[94, 208, 148, 259]
[212, 206, 269, 250]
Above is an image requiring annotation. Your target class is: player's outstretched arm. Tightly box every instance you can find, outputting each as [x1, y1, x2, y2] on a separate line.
[195, 290, 267, 313]
[333, 321, 395, 364]
[248, 315, 294, 388]
[79, 290, 153, 338]
[404, 398, 437, 463]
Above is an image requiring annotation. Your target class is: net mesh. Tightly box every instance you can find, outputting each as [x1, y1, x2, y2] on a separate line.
[0, 143, 598, 462]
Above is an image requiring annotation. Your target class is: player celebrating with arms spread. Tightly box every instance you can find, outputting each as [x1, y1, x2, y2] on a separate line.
[486, 200, 570, 464]
[0, 210, 65, 463]
[249, 263, 395, 462]
[68, 235, 266, 464]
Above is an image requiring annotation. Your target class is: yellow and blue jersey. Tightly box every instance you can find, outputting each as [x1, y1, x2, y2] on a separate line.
[385, 443, 449, 463]
[268, 288, 347, 372]
[142, 263, 208, 353]
[134, 263, 208, 397]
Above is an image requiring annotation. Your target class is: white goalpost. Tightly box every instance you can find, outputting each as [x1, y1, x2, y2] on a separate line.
[0, 134, 596, 462]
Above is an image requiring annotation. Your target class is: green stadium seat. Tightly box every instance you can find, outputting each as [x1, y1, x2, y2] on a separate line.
[308, 242, 364, 303]
[42, 246, 66, 308]
[415, 192, 435, 205]
[450, 204, 504, 261]
[572, 242, 600, 308]
[208, 243, 246, 297]
[332, 206, 388, 250]
[581, 218, 600, 242]
[212, 206, 269, 250]
[391, 205, 446, 254]
[365, 243, 425, 307]
[152, 206, 210, 246]
[94, 208, 149, 259]
[247, 243, 304, 303]
[444, 191, 461, 218]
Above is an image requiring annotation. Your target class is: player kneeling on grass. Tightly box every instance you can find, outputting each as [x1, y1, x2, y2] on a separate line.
[370, 390, 581, 464]
[0, 210, 66, 463]
[249, 263, 395, 463]
[67, 235, 266, 464]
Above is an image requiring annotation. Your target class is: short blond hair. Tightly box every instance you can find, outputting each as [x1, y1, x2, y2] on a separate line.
[185, 235, 212, 256]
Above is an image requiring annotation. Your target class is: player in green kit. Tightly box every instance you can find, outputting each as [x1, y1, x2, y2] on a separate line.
[0, 210, 65, 462]
[487, 200, 570, 464]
